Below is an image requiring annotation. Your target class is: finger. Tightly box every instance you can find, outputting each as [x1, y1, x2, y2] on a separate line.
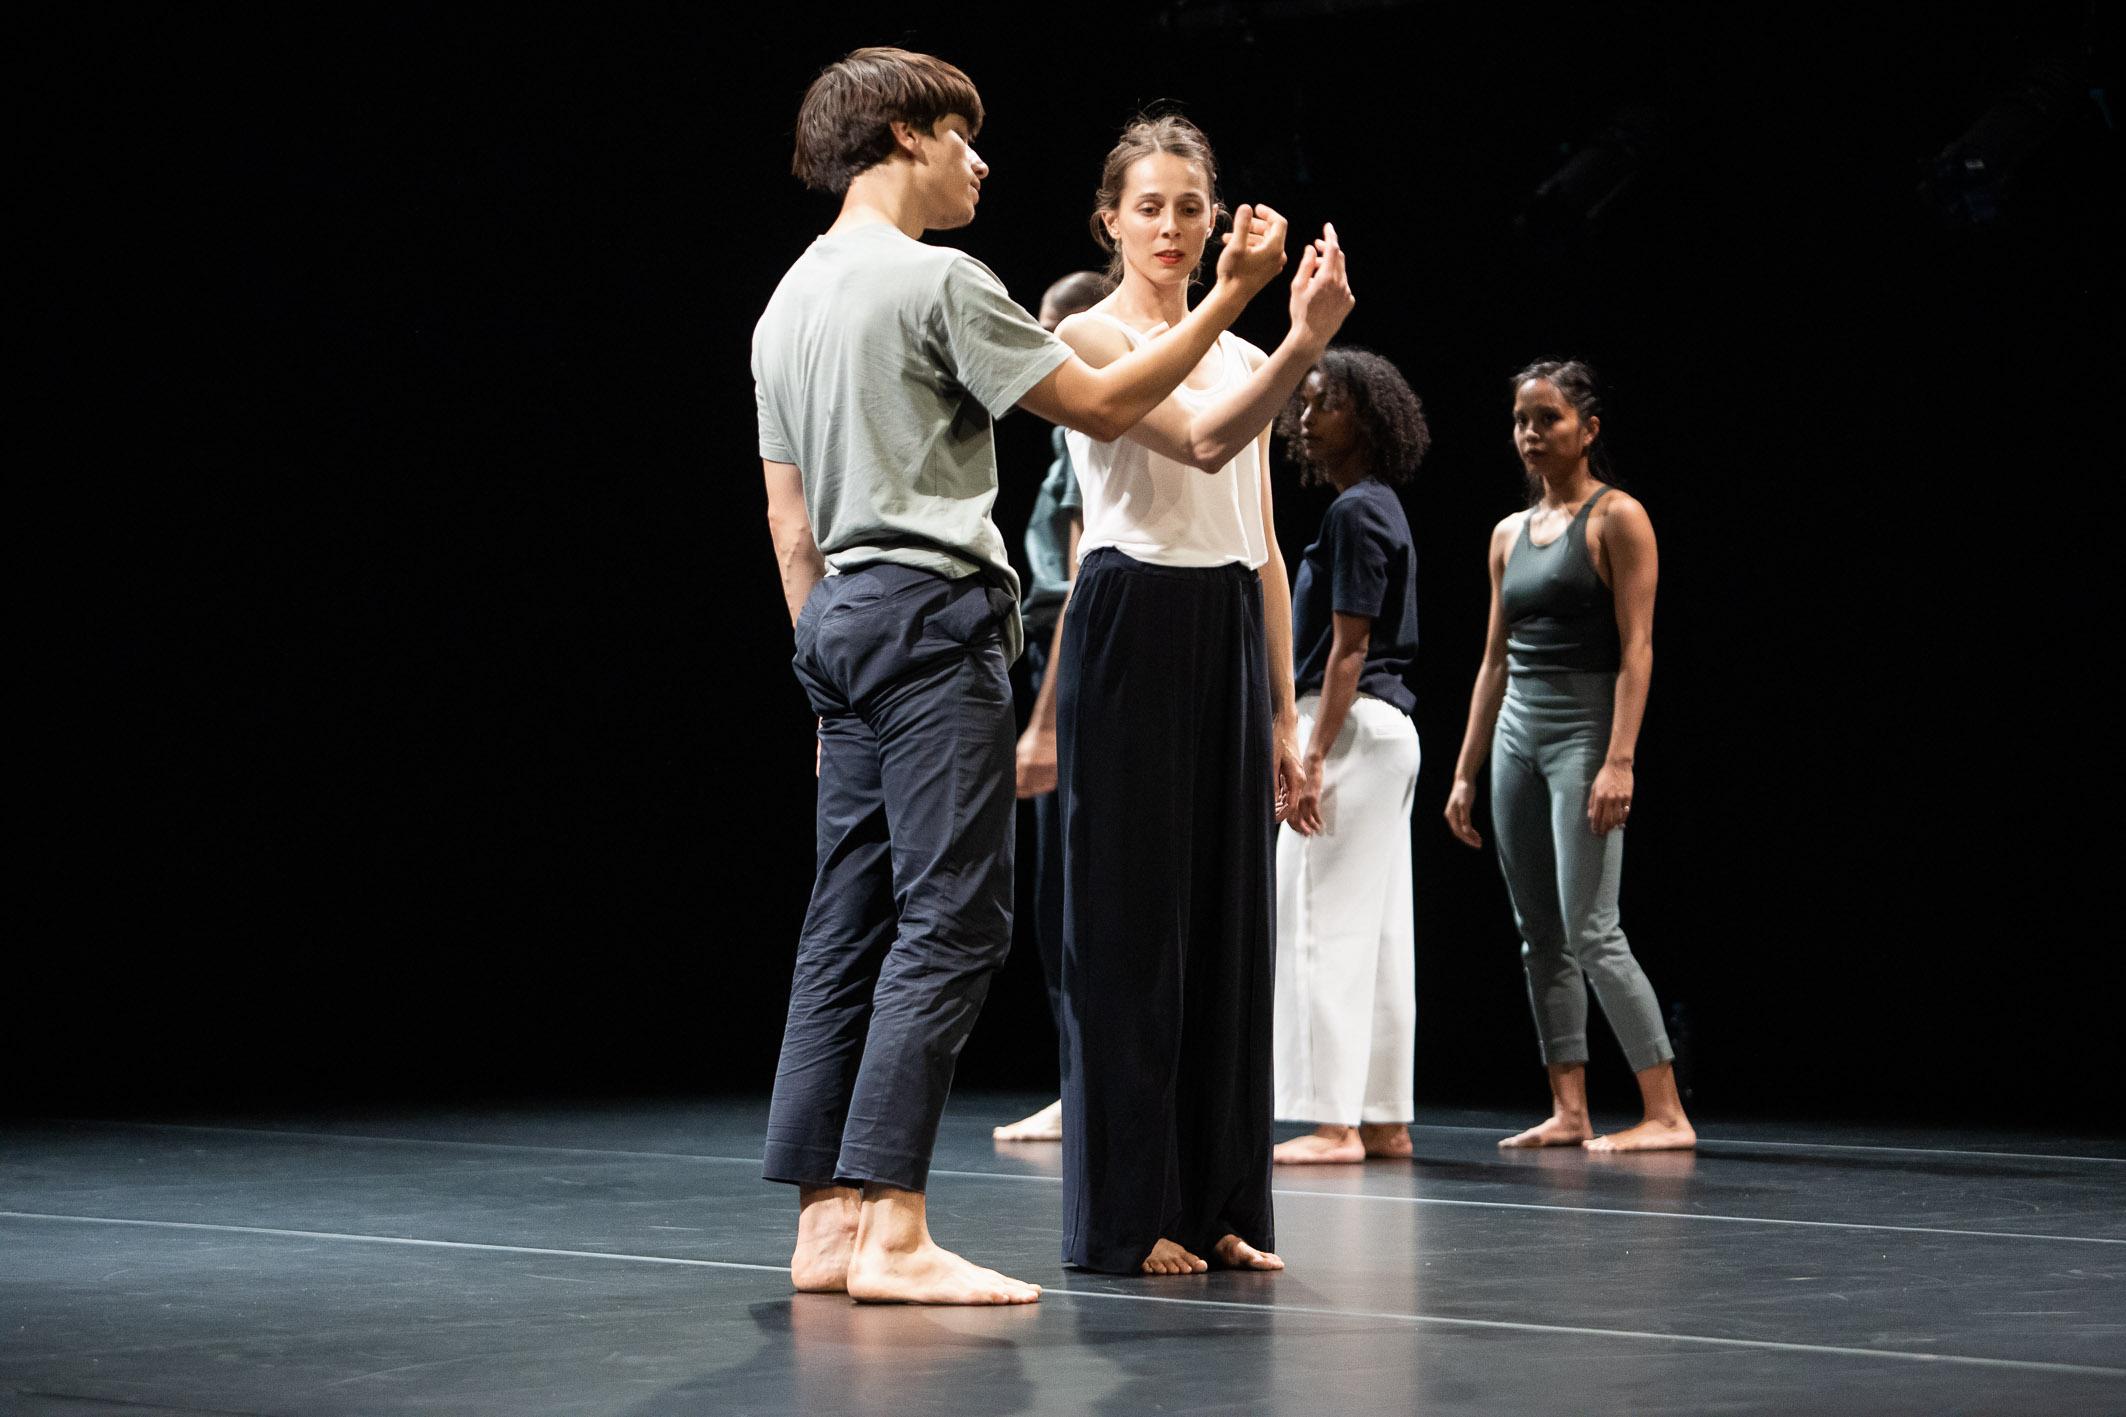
[1291, 243, 1318, 287]
[1229, 203, 1253, 244]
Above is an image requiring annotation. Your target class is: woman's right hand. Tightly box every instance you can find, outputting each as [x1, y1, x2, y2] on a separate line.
[1444, 778, 1483, 849]
[1289, 222, 1354, 349]
[1215, 203, 1289, 297]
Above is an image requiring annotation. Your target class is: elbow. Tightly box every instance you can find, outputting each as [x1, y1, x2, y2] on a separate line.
[1186, 435, 1234, 474]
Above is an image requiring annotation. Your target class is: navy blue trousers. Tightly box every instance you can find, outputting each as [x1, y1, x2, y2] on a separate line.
[1056, 550, 1277, 1271]
[762, 564, 1017, 1194]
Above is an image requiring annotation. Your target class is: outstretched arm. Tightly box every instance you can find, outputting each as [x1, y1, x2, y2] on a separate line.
[763, 459, 825, 626]
[1016, 204, 1290, 441]
[1109, 224, 1355, 474]
[1445, 517, 1519, 849]
[1589, 497, 1657, 836]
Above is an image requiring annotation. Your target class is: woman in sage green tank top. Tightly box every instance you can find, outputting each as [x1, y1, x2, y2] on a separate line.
[1442, 360, 1695, 1153]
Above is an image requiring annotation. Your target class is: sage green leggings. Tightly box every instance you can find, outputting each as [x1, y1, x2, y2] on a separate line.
[1490, 670, 1674, 1074]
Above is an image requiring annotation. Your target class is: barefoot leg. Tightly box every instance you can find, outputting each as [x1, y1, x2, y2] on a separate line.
[992, 1099, 1063, 1142]
[1499, 1063, 1595, 1148]
[1139, 1238, 1209, 1275]
[1272, 1124, 1365, 1164]
[790, 1184, 861, 1293]
[1585, 1061, 1696, 1152]
[844, 1185, 1041, 1305]
[1358, 1123, 1412, 1159]
[1211, 1234, 1284, 1271]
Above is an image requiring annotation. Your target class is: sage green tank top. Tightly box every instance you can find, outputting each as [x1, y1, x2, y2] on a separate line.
[1500, 486, 1621, 674]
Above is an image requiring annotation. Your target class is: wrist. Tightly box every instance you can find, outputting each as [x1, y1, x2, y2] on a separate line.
[1604, 753, 1635, 770]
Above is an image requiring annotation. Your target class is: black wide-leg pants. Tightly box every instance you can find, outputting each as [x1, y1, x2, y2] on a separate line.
[1057, 549, 1277, 1272]
[762, 564, 1017, 1195]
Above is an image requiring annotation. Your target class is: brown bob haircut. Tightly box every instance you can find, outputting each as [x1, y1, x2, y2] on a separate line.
[792, 47, 985, 195]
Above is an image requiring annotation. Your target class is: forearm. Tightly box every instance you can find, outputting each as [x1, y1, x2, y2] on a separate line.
[1183, 326, 1325, 471]
[1260, 559, 1299, 728]
[1305, 650, 1364, 766]
[1606, 642, 1652, 766]
[1083, 282, 1249, 438]
[1452, 660, 1509, 781]
[768, 515, 826, 627]
[1027, 598, 1069, 734]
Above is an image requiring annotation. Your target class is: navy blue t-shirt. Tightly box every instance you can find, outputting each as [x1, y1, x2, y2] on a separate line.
[1291, 478, 1418, 715]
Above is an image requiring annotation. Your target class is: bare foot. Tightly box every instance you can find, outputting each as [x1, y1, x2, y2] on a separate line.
[790, 1185, 859, 1293]
[1359, 1123, 1412, 1159]
[846, 1240, 1041, 1305]
[1211, 1234, 1284, 1271]
[992, 1099, 1063, 1142]
[1140, 1238, 1209, 1275]
[1584, 1117, 1696, 1153]
[1499, 1114, 1594, 1148]
[1273, 1125, 1363, 1164]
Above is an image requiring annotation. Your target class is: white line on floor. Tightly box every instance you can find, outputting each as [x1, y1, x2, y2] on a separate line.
[52, 1122, 2125, 1247]
[3, 1211, 2117, 1380]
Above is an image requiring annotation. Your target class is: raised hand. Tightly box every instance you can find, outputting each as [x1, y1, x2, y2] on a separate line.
[1288, 221, 1354, 349]
[1214, 202, 1289, 298]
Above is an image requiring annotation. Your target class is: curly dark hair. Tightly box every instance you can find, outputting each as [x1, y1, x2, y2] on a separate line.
[1275, 346, 1431, 487]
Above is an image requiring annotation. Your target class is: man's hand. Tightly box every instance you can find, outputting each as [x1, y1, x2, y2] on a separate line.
[1214, 202, 1289, 299]
[1015, 724, 1057, 799]
[1288, 221, 1355, 351]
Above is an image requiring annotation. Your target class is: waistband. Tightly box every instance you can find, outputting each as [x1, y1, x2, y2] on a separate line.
[1080, 546, 1256, 584]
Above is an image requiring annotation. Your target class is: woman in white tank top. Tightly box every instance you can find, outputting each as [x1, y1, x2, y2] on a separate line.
[1035, 113, 1354, 1278]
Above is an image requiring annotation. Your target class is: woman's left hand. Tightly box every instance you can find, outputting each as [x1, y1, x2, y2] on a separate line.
[1273, 731, 1305, 824]
[1588, 762, 1634, 836]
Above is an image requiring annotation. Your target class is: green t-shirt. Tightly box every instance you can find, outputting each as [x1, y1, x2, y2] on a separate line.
[752, 223, 1070, 659]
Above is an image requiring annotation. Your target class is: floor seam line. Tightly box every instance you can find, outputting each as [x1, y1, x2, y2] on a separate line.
[3, 1210, 2116, 1380]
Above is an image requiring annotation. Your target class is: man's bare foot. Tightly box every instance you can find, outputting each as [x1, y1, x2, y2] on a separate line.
[791, 1185, 860, 1293]
[846, 1239, 1041, 1305]
[1140, 1238, 1209, 1275]
[1499, 1114, 1594, 1148]
[1585, 1117, 1696, 1153]
[1211, 1234, 1284, 1271]
[1273, 1125, 1363, 1164]
[992, 1099, 1063, 1142]
[1359, 1123, 1413, 1159]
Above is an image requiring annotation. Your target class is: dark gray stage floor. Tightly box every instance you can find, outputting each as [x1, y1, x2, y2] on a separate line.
[2, 1096, 2120, 1415]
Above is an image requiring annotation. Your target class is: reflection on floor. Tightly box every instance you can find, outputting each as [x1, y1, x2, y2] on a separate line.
[3, 1096, 2121, 1415]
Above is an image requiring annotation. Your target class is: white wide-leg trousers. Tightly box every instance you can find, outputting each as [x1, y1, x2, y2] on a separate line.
[1273, 693, 1421, 1124]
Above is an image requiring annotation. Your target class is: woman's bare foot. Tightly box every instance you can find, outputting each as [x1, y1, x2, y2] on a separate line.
[790, 1184, 860, 1293]
[844, 1185, 1040, 1305]
[1273, 1124, 1363, 1164]
[1359, 1123, 1413, 1159]
[1211, 1234, 1284, 1271]
[1140, 1238, 1209, 1275]
[1585, 1117, 1696, 1153]
[1499, 1113, 1594, 1148]
[992, 1099, 1063, 1142]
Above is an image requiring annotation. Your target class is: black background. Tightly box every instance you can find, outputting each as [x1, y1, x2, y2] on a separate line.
[22, 4, 2119, 1127]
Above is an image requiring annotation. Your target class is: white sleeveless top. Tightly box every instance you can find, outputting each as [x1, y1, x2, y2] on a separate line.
[1064, 312, 1270, 570]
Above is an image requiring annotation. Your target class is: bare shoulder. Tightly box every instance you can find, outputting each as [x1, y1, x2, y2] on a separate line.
[1232, 334, 1270, 370]
[1492, 510, 1528, 545]
[1054, 309, 1128, 366]
[1595, 488, 1652, 532]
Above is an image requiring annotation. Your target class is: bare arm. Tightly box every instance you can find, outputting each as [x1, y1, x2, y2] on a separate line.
[1015, 517, 1079, 799]
[1444, 516, 1520, 849]
[1257, 427, 1303, 822]
[1288, 611, 1370, 836]
[1090, 227, 1354, 474]
[1015, 205, 1289, 442]
[1587, 496, 1656, 836]
[763, 459, 825, 626]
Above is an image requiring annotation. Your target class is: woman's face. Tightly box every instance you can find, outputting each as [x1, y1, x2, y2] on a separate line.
[1297, 369, 1360, 469]
[1512, 378, 1596, 475]
[1103, 152, 1215, 289]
